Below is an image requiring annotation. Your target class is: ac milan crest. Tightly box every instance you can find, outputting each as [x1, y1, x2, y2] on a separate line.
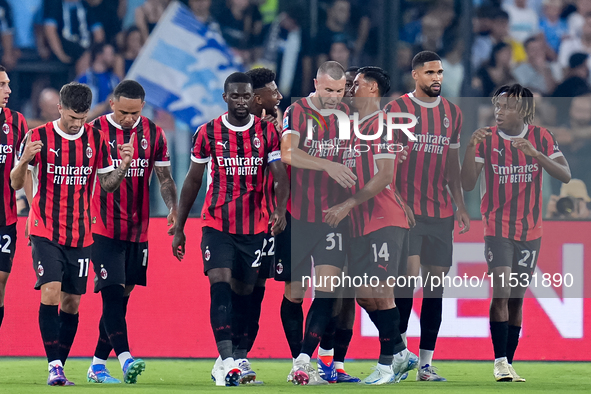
[86, 146, 93, 158]
[141, 138, 148, 150]
[37, 263, 44, 276]
[100, 267, 108, 279]
[2, 123, 9, 134]
[253, 136, 261, 149]
[443, 116, 450, 129]
[276, 262, 283, 274]
[204, 249, 211, 261]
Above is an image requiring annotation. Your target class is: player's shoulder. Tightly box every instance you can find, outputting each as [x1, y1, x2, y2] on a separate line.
[383, 94, 410, 110]
[29, 121, 53, 137]
[441, 96, 462, 115]
[3, 107, 25, 119]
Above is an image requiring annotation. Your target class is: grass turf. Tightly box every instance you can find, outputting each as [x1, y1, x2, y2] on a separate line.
[0, 358, 589, 392]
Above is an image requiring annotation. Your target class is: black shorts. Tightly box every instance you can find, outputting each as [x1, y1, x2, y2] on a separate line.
[0, 223, 17, 274]
[201, 227, 265, 286]
[485, 236, 541, 278]
[91, 234, 149, 293]
[31, 235, 91, 295]
[275, 214, 348, 282]
[408, 215, 454, 267]
[349, 226, 409, 281]
[256, 231, 275, 280]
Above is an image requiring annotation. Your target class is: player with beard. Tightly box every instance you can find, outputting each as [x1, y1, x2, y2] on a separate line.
[11, 83, 132, 385]
[0, 65, 28, 335]
[461, 85, 570, 382]
[172, 72, 288, 386]
[384, 51, 470, 381]
[225, 67, 283, 383]
[278, 61, 355, 385]
[86, 80, 177, 384]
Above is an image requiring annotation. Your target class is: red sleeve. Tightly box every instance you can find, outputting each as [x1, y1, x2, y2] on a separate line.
[450, 106, 463, 148]
[373, 114, 397, 160]
[191, 124, 211, 163]
[542, 128, 562, 159]
[475, 139, 486, 163]
[96, 131, 114, 173]
[282, 103, 304, 138]
[154, 126, 171, 166]
[266, 121, 281, 163]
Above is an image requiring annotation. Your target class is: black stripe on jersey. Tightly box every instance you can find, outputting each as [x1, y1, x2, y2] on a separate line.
[221, 126, 233, 233]
[484, 135, 494, 226]
[248, 126, 262, 233]
[530, 128, 544, 239]
[494, 134, 506, 238]
[38, 128, 49, 229]
[110, 124, 122, 240]
[234, 131, 245, 233]
[51, 132, 63, 243]
[419, 103, 434, 216]
[507, 134, 521, 240]
[7, 112, 21, 219]
[298, 106, 311, 220]
[431, 104, 446, 218]
[399, 99, 416, 211]
[206, 124, 220, 222]
[65, 139, 76, 247]
[0, 112, 6, 225]
[99, 121, 112, 237]
[133, 121, 150, 242]
[360, 121, 375, 221]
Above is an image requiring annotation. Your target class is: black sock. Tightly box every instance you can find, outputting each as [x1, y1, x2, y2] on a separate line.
[0, 305, 4, 328]
[490, 321, 509, 359]
[280, 296, 303, 359]
[39, 304, 61, 363]
[396, 297, 413, 334]
[94, 316, 112, 360]
[377, 308, 405, 364]
[301, 293, 335, 357]
[319, 315, 337, 350]
[506, 325, 521, 364]
[210, 282, 233, 359]
[101, 285, 129, 356]
[123, 295, 130, 315]
[58, 310, 79, 366]
[231, 291, 250, 359]
[334, 329, 353, 363]
[246, 286, 265, 353]
[419, 297, 442, 351]
[367, 310, 379, 327]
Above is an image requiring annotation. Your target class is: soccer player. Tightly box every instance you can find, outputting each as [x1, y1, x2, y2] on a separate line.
[384, 51, 470, 381]
[224, 67, 283, 383]
[86, 80, 177, 384]
[324, 66, 417, 384]
[342, 66, 359, 109]
[461, 84, 570, 382]
[0, 65, 28, 332]
[11, 82, 133, 386]
[278, 61, 355, 385]
[172, 72, 288, 386]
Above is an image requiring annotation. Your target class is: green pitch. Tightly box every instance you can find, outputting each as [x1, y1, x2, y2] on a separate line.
[0, 358, 589, 393]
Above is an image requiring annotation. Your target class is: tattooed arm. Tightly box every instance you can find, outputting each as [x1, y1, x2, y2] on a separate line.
[154, 165, 178, 235]
[98, 133, 135, 193]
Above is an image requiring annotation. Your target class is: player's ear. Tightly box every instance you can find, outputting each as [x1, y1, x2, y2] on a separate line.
[255, 94, 262, 105]
[411, 69, 418, 81]
[314, 78, 318, 91]
[222, 92, 228, 103]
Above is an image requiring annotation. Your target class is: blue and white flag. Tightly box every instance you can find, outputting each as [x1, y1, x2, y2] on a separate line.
[127, 1, 243, 128]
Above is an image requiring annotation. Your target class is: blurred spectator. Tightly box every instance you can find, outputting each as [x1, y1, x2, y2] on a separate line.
[558, 12, 591, 72]
[412, 12, 445, 54]
[503, 0, 545, 15]
[76, 42, 119, 118]
[328, 40, 350, 69]
[540, 0, 568, 55]
[567, 0, 591, 39]
[475, 42, 517, 96]
[503, 0, 540, 42]
[43, 0, 105, 73]
[531, 90, 558, 126]
[7, 0, 46, 58]
[441, 40, 465, 98]
[0, 0, 18, 69]
[27, 87, 60, 128]
[314, 0, 355, 66]
[85, 0, 124, 46]
[546, 179, 591, 219]
[114, 26, 143, 78]
[472, 8, 526, 70]
[513, 36, 557, 94]
[186, 0, 220, 34]
[135, 0, 169, 42]
[214, 0, 263, 64]
[552, 52, 591, 97]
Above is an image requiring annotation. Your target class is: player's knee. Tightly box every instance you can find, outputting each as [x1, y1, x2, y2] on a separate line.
[60, 294, 81, 314]
[356, 297, 376, 312]
[124, 284, 135, 296]
[232, 281, 254, 296]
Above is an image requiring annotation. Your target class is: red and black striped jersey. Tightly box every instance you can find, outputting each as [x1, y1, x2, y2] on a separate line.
[342, 111, 408, 237]
[24, 121, 114, 247]
[91, 114, 170, 242]
[192, 114, 281, 235]
[282, 96, 349, 223]
[0, 108, 27, 227]
[476, 124, 562, 241]
[261, 123, 282, 219]
[384, 93, 462, 218]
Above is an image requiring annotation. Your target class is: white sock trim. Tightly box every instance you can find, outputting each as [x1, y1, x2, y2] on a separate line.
[48, 360, 63, 371]
[334, 361, 345, 370]
[118, 352, 132, 369]
[92, 357, 107, 366]
[495, 357, 508, 363]
[419, 349, 434, 368]
[318, 347, 334, 357]
[296, 353, 311, 365]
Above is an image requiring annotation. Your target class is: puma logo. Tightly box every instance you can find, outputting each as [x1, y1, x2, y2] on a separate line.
[108, 140, 116, 149]
[49, 148, 60, 156]
[493, 148, 504, 156]
[217, 141, 228, 149]
[378, 264, 388, 272]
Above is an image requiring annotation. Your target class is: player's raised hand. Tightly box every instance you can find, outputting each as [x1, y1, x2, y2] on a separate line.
[261, 108, 280, 133]
[456, 206, 471, 234]
[324, 200, 353, 228]
[172, 229, 186, 261]
[269, 207, 287, 236]
[118, 132, 136, 165]
[326, 161, 357, 188]
[21, 132, 43, 163]
[468, 127, 492, 147]
[512, 138, 539, 157]
[398, 145, 409, 164]
[167, 207, 177, 236]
